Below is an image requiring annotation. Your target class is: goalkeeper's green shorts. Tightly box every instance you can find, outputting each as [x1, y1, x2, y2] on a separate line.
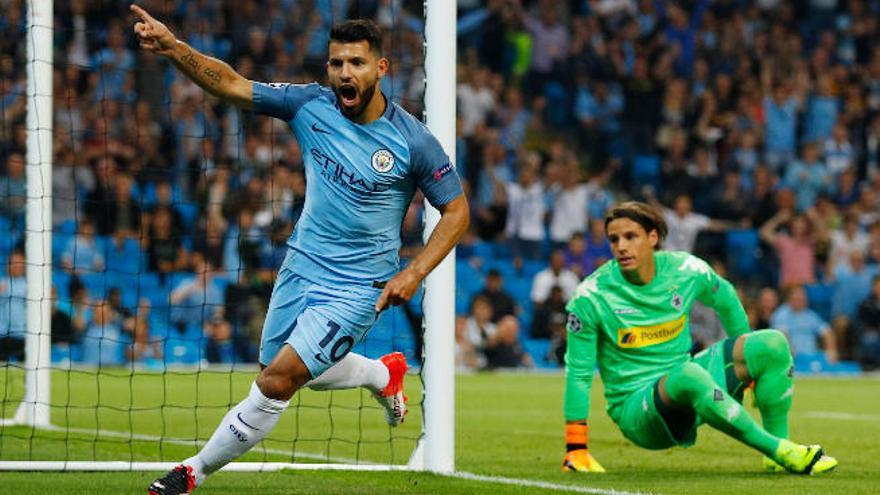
[613, 336, 749, 450]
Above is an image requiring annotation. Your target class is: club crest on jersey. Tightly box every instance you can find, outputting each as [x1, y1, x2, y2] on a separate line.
[671, 292, 683, 311]
[371, 149, 395, 173]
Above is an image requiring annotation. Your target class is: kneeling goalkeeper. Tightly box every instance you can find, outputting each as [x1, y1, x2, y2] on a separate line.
[562, 201, 837, 475]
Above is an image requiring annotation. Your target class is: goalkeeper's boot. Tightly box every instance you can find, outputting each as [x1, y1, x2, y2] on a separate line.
[373, 352, 408, 426]
[148, 464, 196, 495]
[762, 456, 786, 473]
[774, 439, 839, 475]
[562, 449, 606, 473]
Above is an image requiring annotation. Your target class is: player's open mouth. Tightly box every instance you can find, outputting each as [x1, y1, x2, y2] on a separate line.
[338, 85, 359, 107]
[618, 256, 634, 266]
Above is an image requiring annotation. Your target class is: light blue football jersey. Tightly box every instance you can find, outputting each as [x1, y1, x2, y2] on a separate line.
[253, 82, 462, 287]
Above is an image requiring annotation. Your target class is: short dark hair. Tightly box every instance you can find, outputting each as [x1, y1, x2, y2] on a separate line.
[329, 19, 383, 56]
[604, 201, 668, 250]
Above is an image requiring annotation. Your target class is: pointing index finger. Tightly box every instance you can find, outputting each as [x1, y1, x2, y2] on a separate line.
[129, 4, 154, 22]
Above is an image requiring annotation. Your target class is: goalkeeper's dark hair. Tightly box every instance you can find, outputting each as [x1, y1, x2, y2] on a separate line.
[604, 201, 668, 251]
[329, 19, 384, 56]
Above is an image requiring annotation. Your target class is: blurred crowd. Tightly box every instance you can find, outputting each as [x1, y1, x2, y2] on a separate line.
[1, 0, 879, 371]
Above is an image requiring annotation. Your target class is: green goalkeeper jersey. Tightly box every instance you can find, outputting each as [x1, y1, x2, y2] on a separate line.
[563, 250, 749, 423]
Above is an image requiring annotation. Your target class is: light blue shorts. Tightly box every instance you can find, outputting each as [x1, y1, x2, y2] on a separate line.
[259, 266, 379, 378]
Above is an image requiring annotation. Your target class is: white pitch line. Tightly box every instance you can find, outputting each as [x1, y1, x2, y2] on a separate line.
[803, 411, 880, 421]
[41, 424, 368, 465]
[17, 426, 656, 494]
[450, 471, 657, 495]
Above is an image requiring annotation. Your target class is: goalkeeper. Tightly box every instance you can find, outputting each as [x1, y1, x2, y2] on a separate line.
[562, 201, 837, 475]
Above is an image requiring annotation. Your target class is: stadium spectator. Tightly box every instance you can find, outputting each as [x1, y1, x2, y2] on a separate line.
[83, 156, 119, 235]
[463, 295, 497, 369]
[575, 79, 624, 166]
[145, 206, 189, 276]
[654, 192, 726, 253]
[61, 218, 105, 274]
[81, 299, 128, 367]
[770, 286, 838, 364]
[531, 249, 579, 307]
[750, 287, 781, 331]
[65, 277, 92, 344]
[827, 213, 870, 273]
[583, 218, 613, 271]
[760, 210, 823, 289]
[856, 275, 880, 369]
[474, 269, 518, 323]
[458, 67, 496, 137]
[707, 167, 751, 224]
[454, 315, 480, 371]
[563, 233, 594, 279]
[829, 250, 878, 360]
[505, 153, 545, 261]
[514, 0, 571, 99]
[783, 143, 832, 213]
[192, 212, 228, 271]
[52, 146, 95, 228]
[104, 172, 142, 237]
[823, 124, 855, 179]
[471, 139, 510, 240]
[169, 254, 232, 363]
[484, 315, 533, 369]
[762, 80, 803, 171]
[50, 286, 75, 347]
[0, 152, 25, 221]
[530, 285, 566, 340]
[0, 250, 26, 362]
[147, 180, 186, 236]
[548, 157, 590, 248]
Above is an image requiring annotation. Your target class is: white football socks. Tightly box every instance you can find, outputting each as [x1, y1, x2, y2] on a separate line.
[184, 382, 289, 485]
[306, 353, 389, 392]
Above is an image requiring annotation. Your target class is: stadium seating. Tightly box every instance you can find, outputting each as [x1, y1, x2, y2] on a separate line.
[631, 155, 661, 194]
[725, 229, 760, 281]
[804, 283, 834, 322]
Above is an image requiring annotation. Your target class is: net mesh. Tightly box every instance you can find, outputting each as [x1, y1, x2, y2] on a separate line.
[0, 0, 427, 467]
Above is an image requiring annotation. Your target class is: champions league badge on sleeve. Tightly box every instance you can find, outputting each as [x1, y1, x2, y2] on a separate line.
[371, 149, 395, 173]
[567, 313, 583, 333]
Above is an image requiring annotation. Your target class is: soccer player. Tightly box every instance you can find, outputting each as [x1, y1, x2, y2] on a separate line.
[561, 202, 837, 475]
[131, 5, 469, 494]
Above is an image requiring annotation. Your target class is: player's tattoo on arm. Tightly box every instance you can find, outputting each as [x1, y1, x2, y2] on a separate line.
[179, 49, 201, 73]
[203, 66, 222, 84]
[174, 47, 228, 93]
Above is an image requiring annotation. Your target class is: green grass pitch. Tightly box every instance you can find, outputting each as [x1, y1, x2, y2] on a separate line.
[0, 368, 876, 494]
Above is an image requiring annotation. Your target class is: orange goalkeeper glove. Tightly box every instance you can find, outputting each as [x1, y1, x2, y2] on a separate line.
[561, 423, 606, 473]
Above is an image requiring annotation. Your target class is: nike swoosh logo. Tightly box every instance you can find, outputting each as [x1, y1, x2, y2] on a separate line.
[237, 412, 261, 431]
[311, 123, 331, 134]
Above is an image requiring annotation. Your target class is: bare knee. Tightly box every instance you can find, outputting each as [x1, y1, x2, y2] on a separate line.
[256, 346, 313, 401]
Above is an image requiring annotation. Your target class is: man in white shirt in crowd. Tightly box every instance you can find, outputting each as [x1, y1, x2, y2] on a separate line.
[549, 157, 590, 249]
[531, 249, 579, 308]
[655, 192, 728, 253]
[506, 153, 546, 260]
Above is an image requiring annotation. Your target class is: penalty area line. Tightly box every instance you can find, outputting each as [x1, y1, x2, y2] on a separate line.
[450, 471, 657, 495]
[803, 411, 880, 421]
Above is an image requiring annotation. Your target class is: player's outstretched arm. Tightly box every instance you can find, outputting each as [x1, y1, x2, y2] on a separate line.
[130, 4, 253, 109]
[375, 195, 469, 312]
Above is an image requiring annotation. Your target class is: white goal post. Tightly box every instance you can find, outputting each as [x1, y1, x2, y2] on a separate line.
[0, 0, 456, 474]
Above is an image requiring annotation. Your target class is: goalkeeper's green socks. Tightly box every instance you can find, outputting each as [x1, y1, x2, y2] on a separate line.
[743, 330, 793, 439]
[664, 362, 780, 457]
